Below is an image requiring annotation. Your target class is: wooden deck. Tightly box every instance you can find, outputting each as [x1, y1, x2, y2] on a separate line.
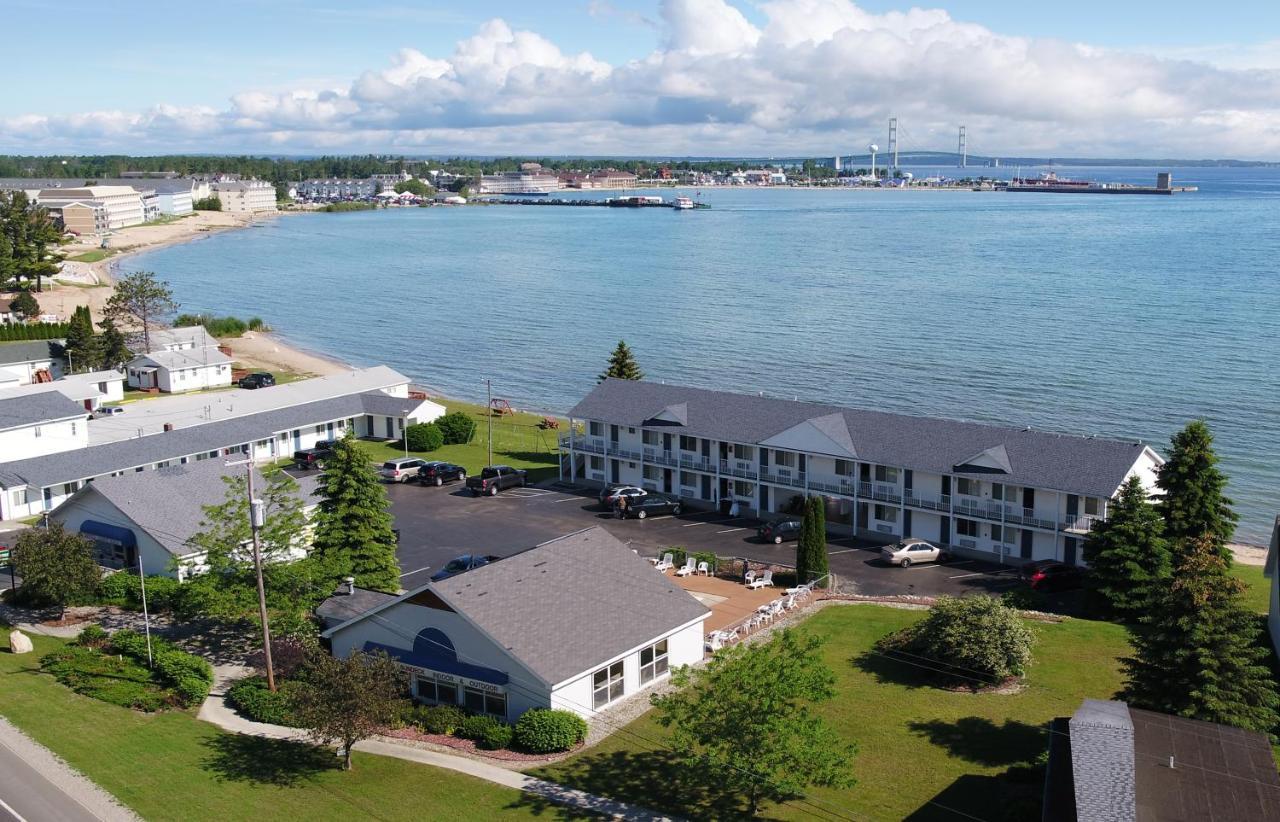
[669, 571, 784, 633]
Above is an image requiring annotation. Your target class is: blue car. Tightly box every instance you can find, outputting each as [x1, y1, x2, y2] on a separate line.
[430, 554, 501, 582]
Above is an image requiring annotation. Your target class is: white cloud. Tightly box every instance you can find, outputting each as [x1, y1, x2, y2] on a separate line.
[3, 0, 1279, 158]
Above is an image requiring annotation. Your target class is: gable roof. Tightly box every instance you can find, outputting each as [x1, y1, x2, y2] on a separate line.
[57, 459, 319, 557]
[129, 347, 231, 371]
[325, 527, 709, 686]
[0, 390, 86, 433]
[135, 326, 217, 353]
[570, 379, 1157, 498]
[0, 339, 65, 367]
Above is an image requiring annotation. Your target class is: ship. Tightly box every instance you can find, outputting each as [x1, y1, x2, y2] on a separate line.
[673, 196, 695, 210]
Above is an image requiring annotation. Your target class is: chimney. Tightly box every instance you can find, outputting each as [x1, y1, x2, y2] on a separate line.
[1069, 700, 1136, 822]
[341, 576, 356, 596]
[163, 423, 174, 432]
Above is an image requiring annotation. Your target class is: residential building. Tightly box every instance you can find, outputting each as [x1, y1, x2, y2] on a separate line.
[294, 178, 378, 200]
[1043, 699, 1280, 821]
[212, 180, 277, 213]
[51, 460, 320, 578]
[140, 326, 216, 353]
[0, 340, 66, 385]
[126, 348, 233, 393]
[321, 527, 708, 722]
[0, 369, 125, 414]
[478, 172, 561, 195]
[371, 171, 412, 188]
[0, 366, 443, 520]
[560, 171, 638, 190]
[0, 391, 88, 463]
[1266, 516, 1280, 661]
[34, 186, 146, 231]
[561, 379, 1164, 566]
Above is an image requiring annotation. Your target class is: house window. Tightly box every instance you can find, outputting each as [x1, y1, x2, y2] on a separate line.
[415, 673, 456, 704]
[874, 505, 898, 523]
[11, 489, 29, 507]
[874, 465, 898, 484]
[732, 444, 753, 461]
[315, 425, 325, 435]
[1084, 497, 1099, 516]
[62, 482, 76, 496]
[639, 639, 669, 685]
[956, 518, 978, 538]
[679, 435, 696, 452]
[592, 661, 625, 709]
[589, 421, 603, 437]
[463, 685, 507, 719]
[956, 478, 979, 496]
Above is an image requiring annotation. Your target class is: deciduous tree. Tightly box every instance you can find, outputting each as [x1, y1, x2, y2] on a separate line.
[652, 629, 856, 816]
[1121, 535, 1279, 733]
[12, 524, 100, 619]
[103, 270, 178, 355]
[1156, 419, 1237, 560]
[888, 595, 1036, 685]
[290, 649, 406, 771]
[1082, 475, 1171, 620]
[311, 433, 401, 592]
[598, 340, 643, 382]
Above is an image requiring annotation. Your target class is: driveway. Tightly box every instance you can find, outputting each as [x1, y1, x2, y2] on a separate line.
[377, 480, 1030, 599]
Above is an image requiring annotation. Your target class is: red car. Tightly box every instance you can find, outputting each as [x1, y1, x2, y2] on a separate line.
[1019, 560, 1085, 592]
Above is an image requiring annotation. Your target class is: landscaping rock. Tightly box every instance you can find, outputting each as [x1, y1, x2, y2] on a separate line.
[8, 630, 33, 654]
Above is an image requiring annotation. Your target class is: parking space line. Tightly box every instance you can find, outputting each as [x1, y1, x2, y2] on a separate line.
[716, 527, 746, 534]
[826, 548, 862, 555]
[647, 515, 674, 521]
[553, 497, 581, 503]
[399, 566, 431, 577]
[681, 522, 706, 528]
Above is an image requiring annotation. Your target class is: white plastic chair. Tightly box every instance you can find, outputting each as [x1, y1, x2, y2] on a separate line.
[676, 557, 696, 577]
[654, 552, 674, 572]
[696, 561, 711, 576]
[747, 569, 774, 590]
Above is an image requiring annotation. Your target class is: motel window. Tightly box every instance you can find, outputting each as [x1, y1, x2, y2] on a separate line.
[992, 525, 1015, 543]
[589, 421, 603, 437]
[639, 639, 669, 685]
[679, 435, 696, 451]
[642, 430, 660, 446]
[774, 451, 795, 469]
[874, 465, 899, 484]
[732, 444, 754, 461]
[1084, 497, 1100, 516]
[680, 471, 695, 486]
[991, 483, 1004, 500]
[956, 478, 979, 497]
[643, 465, 661, 481]
[463, 686, 507, 719]
[956, 518, 978, 538]
[415, 673, 457, 705]
[874, 505, 899, 523]
[835, 459, 853, 476]
[733, 480, 754, 498]
[592, 661, 625, 709]
[589, 456, 603, 470]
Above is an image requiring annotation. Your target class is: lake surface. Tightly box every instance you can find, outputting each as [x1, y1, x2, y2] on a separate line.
[126, 167, 1280, 543]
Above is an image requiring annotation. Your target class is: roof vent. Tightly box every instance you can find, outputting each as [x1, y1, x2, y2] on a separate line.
[163, 423, 174, 432]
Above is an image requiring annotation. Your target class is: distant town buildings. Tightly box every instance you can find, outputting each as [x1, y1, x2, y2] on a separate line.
[478, 172, 560, 195]
[295, 178, 379, 200]
[35, 186, 147, 232]
[212, 179, 277, 213]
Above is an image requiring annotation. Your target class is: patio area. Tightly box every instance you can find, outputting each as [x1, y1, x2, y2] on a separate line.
[668, 570, 786, 634]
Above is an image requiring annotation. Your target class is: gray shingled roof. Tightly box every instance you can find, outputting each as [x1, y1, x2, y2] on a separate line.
[0, 391, 87, 433]
[0, 391, 392, 490]
[360, 393, 435, 417]
[316, 587, 398, 629]
[329, 527, 709, 685]
[61, 459, 319, 557]
[0, 340, 65, 367]
[570, 379, 1155, 498]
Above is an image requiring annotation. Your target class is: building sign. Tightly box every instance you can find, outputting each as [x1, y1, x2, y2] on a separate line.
[395, 662, 502, 695]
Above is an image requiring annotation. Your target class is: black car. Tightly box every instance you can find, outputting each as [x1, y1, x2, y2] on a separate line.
[598, 484, 647, 507]
[619, 493, 682, 519]
[417, 461, 467, 486]
[1019, 560, 1085, 592]
[239, 372, 276, 389]
[757, 519, 803, 544]
[429, 554, 500, 582]
[293, 446, 333, 470]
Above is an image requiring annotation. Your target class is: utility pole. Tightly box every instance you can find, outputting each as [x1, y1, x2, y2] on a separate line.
[228, 458, 275, 691]
[138, 554, 153, 666]
[485, 379, 493, 466]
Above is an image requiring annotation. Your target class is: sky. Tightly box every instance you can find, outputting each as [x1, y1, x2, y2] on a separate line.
[3, 0, 1280, 158]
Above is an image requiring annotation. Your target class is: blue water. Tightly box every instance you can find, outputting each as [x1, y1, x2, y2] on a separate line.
[125, 166, 1280, 543]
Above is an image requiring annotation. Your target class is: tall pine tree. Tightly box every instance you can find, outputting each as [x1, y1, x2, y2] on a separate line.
[1156, 419, 1237, 560]
[795, 495, 829, 585]
[63, 306, 99, 373]
[598, 340, 644, 382]
[1120, 535, 1280, 733]
[310, 432, 401, 592]
[1082, 475, 1171, 621]
[96, 317, 131, 370]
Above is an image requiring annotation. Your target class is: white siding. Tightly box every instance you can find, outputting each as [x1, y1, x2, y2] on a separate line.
[0, 416, 86, 461]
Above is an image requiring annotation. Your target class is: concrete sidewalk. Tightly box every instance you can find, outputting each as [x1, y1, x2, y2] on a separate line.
[198, 684, 675, 821]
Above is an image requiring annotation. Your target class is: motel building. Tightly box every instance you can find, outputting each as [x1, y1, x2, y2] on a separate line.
[561, 379, 1165, 567]
[321, 528, 709, 722]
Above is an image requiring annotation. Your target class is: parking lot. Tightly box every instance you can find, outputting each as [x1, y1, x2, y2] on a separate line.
[376, 478, 1029, 598]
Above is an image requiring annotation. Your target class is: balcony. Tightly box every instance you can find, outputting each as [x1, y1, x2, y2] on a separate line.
[643, 448, 679, 468]
[1002, 506, 1057, 530]
[562, 437, 606, 455]
[808, 476, 858, 496]
[1062, 515, 1103, 533]
[719, 459, 758, 481]
[953, 499, 1004, 522]
[858, 482, 903, 504]
[904, 491, 951, 512]
[678, 454, 713, 472]
[607, 444, 643, 461]
[759, 470, 806, 489]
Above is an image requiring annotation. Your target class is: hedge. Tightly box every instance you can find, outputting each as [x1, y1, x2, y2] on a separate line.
[478, 723, 514, 750]
[436, 411, 477, 445]
[405, 422, 444, 452]
[457, 714, 502, 741]
[226, 676, 304, 726]
[418, 704, 466, 735]
[513, 709, 588, 753]
[0, 322, 70, 342]
[96, 572, 180, 610]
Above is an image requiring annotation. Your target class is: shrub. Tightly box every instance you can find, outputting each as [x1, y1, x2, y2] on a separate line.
[478, 723, 514, 750]
[436, 411, 477, 445]
[193, 196, 222, 211]
[73, 624, 109, 649]
[457, 714, 501, 741]
[95, 571, 135, 603]
[108, 629, 214, 707]
[405, 422, 444, 452]
[227, 676, 296, 725]
[94, 572, 178, 610]
[885, 595, 1036, 686]
[247, 317, 270, 331]
[419, 704, 467, 735]
[40, 646, 168, 711]
[140, 576, 180, 610]
[513, 709, 588, 753]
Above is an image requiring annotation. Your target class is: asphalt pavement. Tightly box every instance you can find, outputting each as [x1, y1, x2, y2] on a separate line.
[0, 728, 118, 822]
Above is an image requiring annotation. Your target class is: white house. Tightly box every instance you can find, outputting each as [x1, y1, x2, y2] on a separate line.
[322, 527, 709, 723]
[127, 348, 233, 393]
[1266, 516, 1280, 662]
[563, 379, 1166, 567]
[142, 326, 217, 352]
[0, 391, 89, 464]
[0, 340, 66, 385]
[51, 460, 320, 578]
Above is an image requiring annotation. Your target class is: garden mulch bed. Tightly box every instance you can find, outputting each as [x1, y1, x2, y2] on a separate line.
[380, 726, 582, 764]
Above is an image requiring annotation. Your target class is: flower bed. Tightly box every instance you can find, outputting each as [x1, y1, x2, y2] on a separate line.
[40, 625, 213, 711]
[380, 726, 583, 763]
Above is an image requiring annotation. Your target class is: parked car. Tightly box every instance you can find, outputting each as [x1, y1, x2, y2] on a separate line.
[466, 465, 528, 496]
[93, 406, 124, 418]
[599, 484, 647, 508]
[293, 443, 335, 470]
[379, 457, 428, 483]
[1019, 560, 1085, 592]
[881, 538, 949, 567]
[757, 519, 803, 544]
[620, 493, 682, 519]
[430, 554, 501, 582]
[238, 372, 276, 389]
[417, 461, 467, 486]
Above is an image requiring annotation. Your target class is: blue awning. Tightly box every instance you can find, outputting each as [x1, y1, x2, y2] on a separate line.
[362, 641, 508, 686]
[79, 520, 137, 547]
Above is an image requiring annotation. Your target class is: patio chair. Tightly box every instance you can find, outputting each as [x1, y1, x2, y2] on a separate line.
[706, 633, 724, 652]
[784, 595, 799, 610]
[747, 569, 774, 589]
[675, 557, 696, 577]
[785, 585, 807, 596]
[744, 569, 757, 585]
[696, 561, 711, 576]
[654, 552, 674, 572]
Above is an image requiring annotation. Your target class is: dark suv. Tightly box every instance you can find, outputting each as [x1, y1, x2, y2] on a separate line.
[758, 519, 803, 544]
[619, 493, 683, 519]
[239, 372, 276, 389]
[1019, 560, 1085, 592]
[293, 440, 336, 470]
[417, 461, 467, 486]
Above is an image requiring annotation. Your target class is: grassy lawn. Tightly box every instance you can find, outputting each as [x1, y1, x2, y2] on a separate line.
[1231, 563, 1271, 614]
[0, 631, 575, 821]
[532, 605, 1133, 821]
[67, 249, 116, 263]
[356, 396, 563, 483]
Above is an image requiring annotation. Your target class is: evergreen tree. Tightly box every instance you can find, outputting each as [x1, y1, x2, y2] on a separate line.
[8, 289, 39, 318]
[795, 495, 829, 585]
[63, 305, 99, 373]
[1156, 420, 1238, 559]
[598, 340, 644, 382]
[311, 432, 401, 592]
[1082, 475, 1171, 620]
[95, 317, 131, 369]
[1120, 535, 1280, 733]
[103, 270, 178, 354]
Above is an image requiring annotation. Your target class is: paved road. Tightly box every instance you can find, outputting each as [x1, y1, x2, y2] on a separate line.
[0, 732, 106, 822]
[377, 479, 1029, 598]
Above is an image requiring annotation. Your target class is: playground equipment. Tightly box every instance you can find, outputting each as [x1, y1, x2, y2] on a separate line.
[490, 398, 514, 417]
